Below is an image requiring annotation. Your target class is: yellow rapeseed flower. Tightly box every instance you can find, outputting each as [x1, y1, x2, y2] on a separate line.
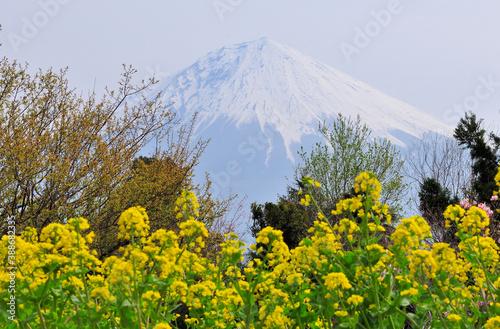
[447, 314, 461, 322]
[347, 294, 364, 306]
[485, 316, 500, 329]
[335, 310, 348, 317]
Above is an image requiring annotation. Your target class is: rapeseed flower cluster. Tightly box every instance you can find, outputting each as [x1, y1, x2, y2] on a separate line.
[354, 171, 382, 200]
[175, 189, 200, 220]
[391, 215, 432, 252]
[117, 206, 150, 242]
[2, 169, 500, 328]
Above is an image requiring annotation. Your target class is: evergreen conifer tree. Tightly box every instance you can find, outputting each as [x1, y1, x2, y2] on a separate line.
[454, 112, 499, 203]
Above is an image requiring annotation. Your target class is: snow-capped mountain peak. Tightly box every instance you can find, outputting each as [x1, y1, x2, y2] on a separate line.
[152, 38, 452, 161]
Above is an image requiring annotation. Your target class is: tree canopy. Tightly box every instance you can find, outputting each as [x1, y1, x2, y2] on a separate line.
[296, 113, 408, 218]
[418, 178, 460, 247]
[0, 58, 233, 258]
[248, 114, 407, 254]
[454, 111, 500, 203]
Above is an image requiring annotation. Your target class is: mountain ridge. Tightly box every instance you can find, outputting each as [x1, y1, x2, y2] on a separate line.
[150, 37, 452, 162]
[142, 38, 455, 202]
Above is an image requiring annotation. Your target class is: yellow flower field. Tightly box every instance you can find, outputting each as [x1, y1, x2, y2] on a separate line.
[1, 172, 500, 328]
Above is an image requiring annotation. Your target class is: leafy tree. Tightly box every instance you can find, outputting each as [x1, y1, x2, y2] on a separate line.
[453, 112, 500, 246]
[96, 153, 236, 258]
[248, 184, 311, 261]
[296, 113, 408, 219]
[418, 178, 460, 247]
[250, 197, 310, 250]
[0, 58, 232, 258]
[249, 114, 407, 255]
[454, 111, 500, 202]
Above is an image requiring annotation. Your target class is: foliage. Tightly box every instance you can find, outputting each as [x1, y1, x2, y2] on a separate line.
[0, 58, 234, 259]
[3, 169, 500, 328]
[454, 111, 500, 203]
[296, 113, 408, 219]
[99, 154, 235, 259]
[0, 59, 170, 230]
[451, 111, 500, 246]
[418, 178, 460, 248]
[250, 197, 310, 251]
[248, 180, 313, 256]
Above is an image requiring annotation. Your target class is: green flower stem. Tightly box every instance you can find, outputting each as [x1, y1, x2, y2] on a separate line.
[74, 286, 87, 325]
[58, 294, 72, 323]
[388, 312, 397, 329]
[216, 253, 225, 286]
[52, 272, 58, 320]
[359, 309, 371, 329]
[305, 185, 334, 232]
[149, 290, 168, 328]
[232, 251, 269, 329]
[131, 254, 143, 329]
[371, 269, 383, 326]
[18, 266, 47, 329]
[429, 292, 450, 329]
[378, 293, 419, 328]
[419, 262, 449, 329]
[287, 291, 305, 329]
[336, 299, 347, 329]
[472, 236, 493, 320]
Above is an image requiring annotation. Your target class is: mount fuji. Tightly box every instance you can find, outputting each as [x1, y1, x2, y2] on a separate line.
[146, 38, 452, 203]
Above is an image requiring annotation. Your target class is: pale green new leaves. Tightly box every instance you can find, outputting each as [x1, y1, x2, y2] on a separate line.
[296, 113, 409, 217]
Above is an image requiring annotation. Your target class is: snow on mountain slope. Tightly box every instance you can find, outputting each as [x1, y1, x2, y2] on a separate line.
[150, 37, 453, 162]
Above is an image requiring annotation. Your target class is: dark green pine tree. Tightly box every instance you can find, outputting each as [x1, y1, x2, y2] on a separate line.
[418, 178, 460, 247]
[248, 181, 314, 262]
[250, 198, 311, 251]
[454, 112, 500, 203]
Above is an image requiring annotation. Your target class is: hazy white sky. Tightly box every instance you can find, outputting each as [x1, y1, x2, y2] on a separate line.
[1, 0, 500, 129]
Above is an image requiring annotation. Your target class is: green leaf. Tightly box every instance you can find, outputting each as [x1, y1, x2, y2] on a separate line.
[33, 280, 51, 299]
[359, 250, 382, 267]
[467, 314, 479, 324]
[299, 303, 308, 317]
[50, 286, 63, 298]
[70, 295, 84, 306]
[406, 313, 431, 329]
[120, 299, 134, 308]
[22, 311, 38, 325]
[378, 305, 389, 314]
[343, 251, 356, 265]
[359, 253, 369, 267]
[40, 262, 63, 275]
[302, 238, 313, 247]
[150, 275, 174, 287]
[399, 297, 411, 307]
